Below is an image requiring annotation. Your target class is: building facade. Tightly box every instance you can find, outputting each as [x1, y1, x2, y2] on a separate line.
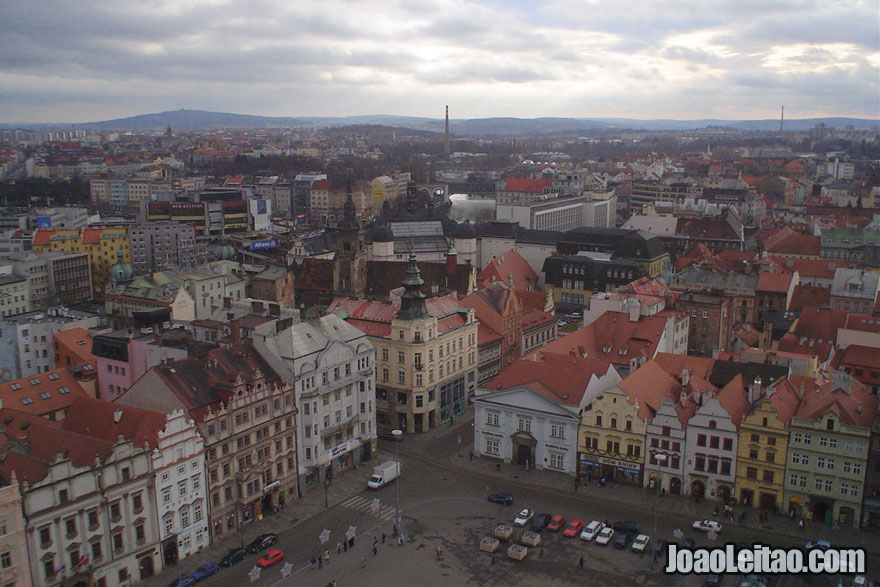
[474, 386, 579, 475]
[0, 475, 31, 587]
[129, 222, 197, 275]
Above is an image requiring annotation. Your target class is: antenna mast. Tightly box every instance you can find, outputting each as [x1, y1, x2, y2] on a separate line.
[779, 105, 784, 132]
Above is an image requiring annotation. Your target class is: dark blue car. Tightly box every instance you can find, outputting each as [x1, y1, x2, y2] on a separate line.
[191, 563, 219, 581]
[167, 577, 195, 587]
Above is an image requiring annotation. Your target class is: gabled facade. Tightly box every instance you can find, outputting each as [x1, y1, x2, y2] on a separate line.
[578, 384, 647, 486]
[783, 371, 877, 527]
[474, 386, 580, 475]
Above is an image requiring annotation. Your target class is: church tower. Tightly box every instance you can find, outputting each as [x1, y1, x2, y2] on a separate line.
[333, 183, 367, 297]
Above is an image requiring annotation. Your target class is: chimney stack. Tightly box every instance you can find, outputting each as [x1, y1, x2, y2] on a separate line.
[444, 105, 450, 159]
[681, 368, 690, 387]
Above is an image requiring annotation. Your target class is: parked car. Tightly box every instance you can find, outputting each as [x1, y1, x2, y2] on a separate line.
[219, 547, 247, 567]
[612, 521, 639, 535]
[692, 519, 722, 533]
[246, 533, 278, 553]
[488, 492, 514, 505]
[579, 520, 605, 541]
[631, 534, 650, 553]
[377, 432, 404, 442]
[514, 508, 535, 526]
[167, 578, 195, 587]
[681, 537, 696, 550]
[595, 527, 615, 545]
[805, 540, 832, 551]
[191, 563, 219, 581]
[257, 549, 284, 568]
[546, 515, 566, 532]
[613, 531, 635, 549]
[563, 519, 585, 538]
[651, 539, 669, 559]
[531, 513, 552, 532]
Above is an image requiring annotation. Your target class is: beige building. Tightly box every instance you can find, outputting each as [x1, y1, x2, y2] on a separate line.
[0, 274, 30, 318]
[0, 475, 31, 587]
[329, 254, 479, 433]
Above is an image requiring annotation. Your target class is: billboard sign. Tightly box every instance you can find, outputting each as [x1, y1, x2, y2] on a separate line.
[250, 238, 278, 250]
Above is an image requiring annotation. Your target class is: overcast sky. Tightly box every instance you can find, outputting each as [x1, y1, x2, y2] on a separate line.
[1, 0, 878, 123]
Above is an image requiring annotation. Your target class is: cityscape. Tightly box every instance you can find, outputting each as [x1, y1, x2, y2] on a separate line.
[0, 1, 879, 587]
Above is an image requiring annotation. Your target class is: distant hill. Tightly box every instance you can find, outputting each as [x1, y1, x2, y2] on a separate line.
[2, 109, 876, 135]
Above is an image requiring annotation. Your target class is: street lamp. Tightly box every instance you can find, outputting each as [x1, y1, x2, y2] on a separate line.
[653, 453, 667, 539]
[392, 429, 403, 533]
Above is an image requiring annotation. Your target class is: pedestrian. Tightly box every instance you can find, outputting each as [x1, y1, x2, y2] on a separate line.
[798, 519, 804, 530]
[578, 555, 584, 568]
[337, 542, 342, 554]
[311, 556, 316, 569]
[373, 545, 378, 556]
[349, 536, 355, 547]
[539, 548, 544, 558]
[318, 556, 323, 569]
[373, 536, 378, 546]
[399, 533, 404, 547]
[469, 450, 474, 461]
[382, 532, 386, 543]
[495, 463, 501, 472]
[436, 545, 442, 559]
[324, 549, 330, 563]
[361, 557, 366, 568]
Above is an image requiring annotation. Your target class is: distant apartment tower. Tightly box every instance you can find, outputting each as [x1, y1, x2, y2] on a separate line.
[130, 222, 197, 275]
[0, 251, 92, 309]
[0, 307, 100, 381]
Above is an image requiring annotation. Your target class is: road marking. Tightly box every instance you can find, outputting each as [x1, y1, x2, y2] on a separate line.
[340, 496, 398, 520]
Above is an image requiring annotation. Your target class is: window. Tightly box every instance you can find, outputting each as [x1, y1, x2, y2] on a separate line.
[487, 412, 499, 426]
[109, 501, 121, 522]
[746, 467, 757, 479]
[91, 540, 102, 560]
[398, 351, 405, 364]
[65, 517, 76, 538]
[398, 371, 405, 384]
[610, 418, 617, 429]
[517, 418, 531, 433]
[178, 479, 187, 496]
[549, 453, 565, 470]
[709, 436, 719, 449]
[88, 509, 99, 529]
[485, 439, 499, 455]
[550, 424, 565, 439]
[595, 415, 602, 427]
[112, 532, 123, 553]
[696, 434, 706, 447]
[762, 470, 774, 483]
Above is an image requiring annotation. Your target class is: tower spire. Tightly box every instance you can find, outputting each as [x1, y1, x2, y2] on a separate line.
[444, 105, 450, 159]
[397, 252, 429, 320]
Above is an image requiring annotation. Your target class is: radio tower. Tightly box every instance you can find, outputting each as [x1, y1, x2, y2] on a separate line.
[779, 105, 784, 132]
[444, 105, 450, 159]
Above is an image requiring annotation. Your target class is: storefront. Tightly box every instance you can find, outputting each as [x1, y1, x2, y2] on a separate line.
[439, 376, 466, 424]
[578, 455, 642, 486]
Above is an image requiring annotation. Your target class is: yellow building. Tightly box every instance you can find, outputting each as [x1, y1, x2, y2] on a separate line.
[734, 378, 801, 510]
[577, 383, 648, 486]
[329, 255, 479, 434]
[33, 226, 130, 292]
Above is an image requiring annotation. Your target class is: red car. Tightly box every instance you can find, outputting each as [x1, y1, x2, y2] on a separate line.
[546, 515, 566, 532]
[257, 549, 284, 568]
[563, 519, 585, 537]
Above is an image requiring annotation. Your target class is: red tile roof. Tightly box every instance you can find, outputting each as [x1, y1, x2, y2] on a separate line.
[478, 250, 538, 291]
[329, 295, 471, 339]
[765, 256, 851, 280]
[795, 374, 877, 427]
[715, 374, 750, 427]
[557, 312, 669, 367]
[763, 231, 820, 256]
[777, 333, 834, 362]
[830, 345, 880, 370]
[61, 396, 166, 449]
[32, 229, 53, 246]
[788, 285, 830, 312]
[757, 271, 794, 293]
[485, 355, 612, 406]
[843, 314, 880, 333]
[792, 307, 848, 343]
[501, 178, 553, 193]
[0, 367, 90, 418]
[311, 179, 331, 190]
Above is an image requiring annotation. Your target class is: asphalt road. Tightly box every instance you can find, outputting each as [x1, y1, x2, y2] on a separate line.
[195, 446, 873, 587]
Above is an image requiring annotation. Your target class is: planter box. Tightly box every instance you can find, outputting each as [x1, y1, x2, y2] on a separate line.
[480, 537, 500, 553]
[493, 524, 514, 540]
[507, 544, 528, 560]
[520, 531, 541, 547]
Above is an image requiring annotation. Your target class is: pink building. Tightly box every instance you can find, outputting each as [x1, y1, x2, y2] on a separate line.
[92, 329, 189, 400]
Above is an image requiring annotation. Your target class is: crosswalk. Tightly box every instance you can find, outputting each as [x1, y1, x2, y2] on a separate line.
[340, 495, 399, 521]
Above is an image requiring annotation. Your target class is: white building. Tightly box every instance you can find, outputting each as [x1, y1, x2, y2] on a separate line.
[258, 313, 377, 492]
[153, 410, 209, 566]
[474, 385, 580, 476]
[1, 398, 165, 587]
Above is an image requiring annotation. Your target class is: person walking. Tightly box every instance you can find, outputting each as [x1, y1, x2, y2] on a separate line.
[311, 556, 316, 569]
[318, 555, 323, 569]
[436, 545, 442, 559]
[361, 557, 367, 568]
[578, 555, 584, 569]
[336, 542, 342, 554]
[382, 532, 386, 544]
[398, 533, 404, 547]
[373, 545, 378, 556]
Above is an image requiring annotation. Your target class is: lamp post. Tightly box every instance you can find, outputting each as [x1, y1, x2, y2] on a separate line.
[392, 429, 403, 532]
[653, 454, 667, 539]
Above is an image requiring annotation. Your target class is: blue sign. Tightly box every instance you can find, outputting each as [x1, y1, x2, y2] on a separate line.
[36, 216, 52, 229]
[256, 200, 267, 215]
[250, 238, 278, 250]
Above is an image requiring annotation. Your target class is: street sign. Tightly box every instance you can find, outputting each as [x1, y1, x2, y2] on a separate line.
[346, 525, 357, 540]
[457, 435, 462, 444]
[319, 528, 331, 544]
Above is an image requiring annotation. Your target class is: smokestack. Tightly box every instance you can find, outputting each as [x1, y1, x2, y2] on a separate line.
[779, 105, 784, 133]
[444, 105, 450, 159]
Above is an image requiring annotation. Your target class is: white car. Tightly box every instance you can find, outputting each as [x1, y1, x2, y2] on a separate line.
[631, 534, 650, 553]
[513, 508, 535, 527]
[692, 519, 722, 533]
[595, 527, 615, 545]
[579, 520, 605, 541]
